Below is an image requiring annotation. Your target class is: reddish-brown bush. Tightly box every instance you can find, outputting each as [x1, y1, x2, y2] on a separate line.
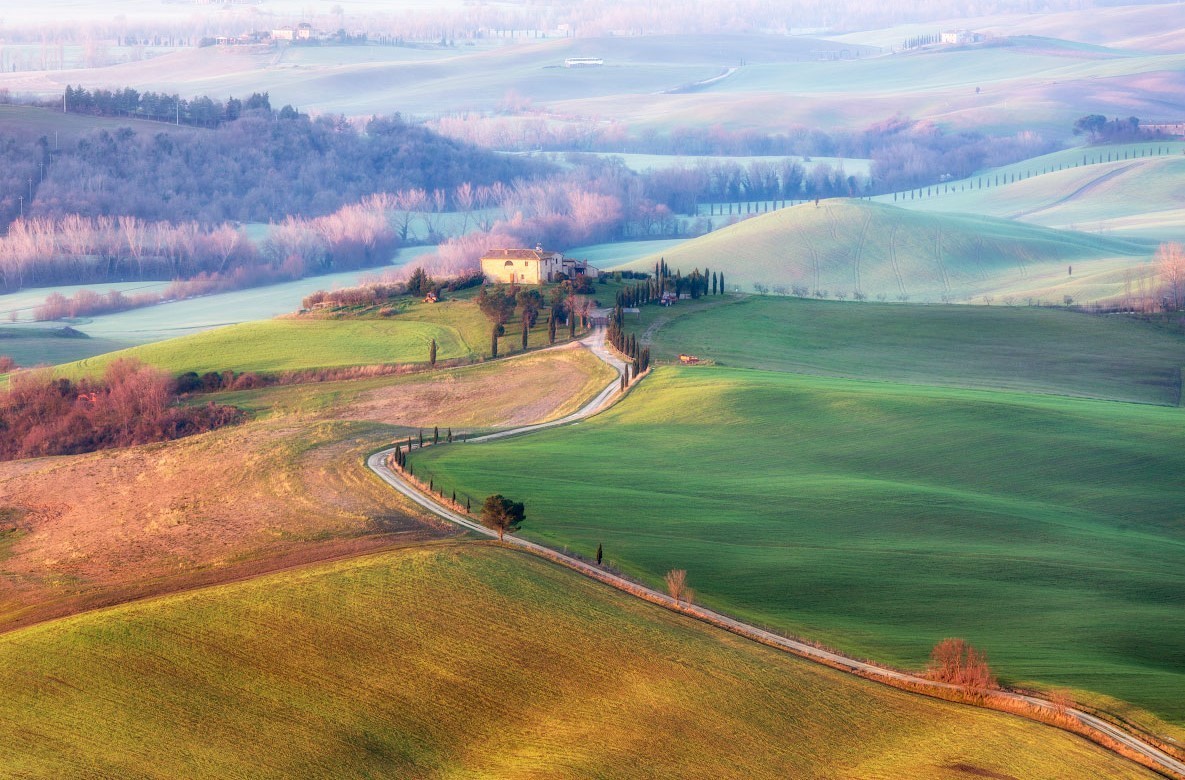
[0, 359, 242, 461]
[927, 638, 997, 697]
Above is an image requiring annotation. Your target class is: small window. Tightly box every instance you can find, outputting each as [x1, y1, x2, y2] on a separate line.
[504, 260, 514, 267]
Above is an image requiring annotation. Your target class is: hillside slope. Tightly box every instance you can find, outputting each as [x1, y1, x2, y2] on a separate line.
[622, 199, 1149, 301]
[0, 544, 1158, 779]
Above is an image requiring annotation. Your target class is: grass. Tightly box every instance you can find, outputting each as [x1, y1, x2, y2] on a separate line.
[216, 342, 615, 427]
[0, 326, 132, 368]
[887, 146, 1185, 242]
[646, 295, 1185, 405]
[55, 299, 491, 377]
[0, 542, 1158, 779]
[617, 198, 1150, 302]
[0, 342, 613, 630]
[409, 367, 1185, 726]
[0, 105, 178, 143]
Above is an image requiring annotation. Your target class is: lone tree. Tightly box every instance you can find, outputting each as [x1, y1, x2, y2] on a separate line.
[429, 338, 437, 368]
[596, 543, 603, 565]
[481, 494, 525, 541]
[664, 569, 693, 606]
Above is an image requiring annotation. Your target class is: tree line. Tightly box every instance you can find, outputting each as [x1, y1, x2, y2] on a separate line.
[8, 101, 546, 228]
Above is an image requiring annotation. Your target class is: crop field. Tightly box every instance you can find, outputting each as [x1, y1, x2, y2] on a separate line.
[617, 199, 1149, 302]
[0, 543, 1158, 779]
[56, 298, 492, 377]
[0, 326, 131, 368]
[646, 296, 1185, 405]
[218, 342, 614, 428]
[410, 367, 1185, 724]
[0, 342, 614, 630]
[887, 149, 1185, 242]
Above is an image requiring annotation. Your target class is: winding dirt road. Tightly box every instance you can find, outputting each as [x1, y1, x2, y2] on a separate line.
[367, 328, 1185, 780]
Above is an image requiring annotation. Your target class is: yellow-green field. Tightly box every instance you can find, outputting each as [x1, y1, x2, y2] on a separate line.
[0, 543, 1158, 779]
[55, 300, 493, 377]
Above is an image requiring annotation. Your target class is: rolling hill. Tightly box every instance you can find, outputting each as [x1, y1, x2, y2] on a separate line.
[886, 145, 1185, 242]
[409, 366, 1185, 728]
[643, 295, 1185, 405]
[0, 543, 1159, 779]
[620, 198, 1151, 302]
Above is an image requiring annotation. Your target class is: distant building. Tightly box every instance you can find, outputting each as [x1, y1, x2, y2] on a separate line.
[480, 247, 597, 284]
[272, 23, 315, 42]
[941, 30, 977, 45]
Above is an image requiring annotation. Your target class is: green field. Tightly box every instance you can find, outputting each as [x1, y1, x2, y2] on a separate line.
[0, 326, 132, 368]
[0, 543, 1157, 779]
[56, 301, 492, 377]
[619, 198, 1150, 302]
[410, 367, 1185, 724]
[887, 147, 1185, 242]
[646, 296, 1185, 405]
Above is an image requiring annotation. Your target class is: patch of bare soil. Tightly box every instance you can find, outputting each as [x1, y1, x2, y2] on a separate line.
[0, 418, 452, 632]
[342, 343, 611, 429]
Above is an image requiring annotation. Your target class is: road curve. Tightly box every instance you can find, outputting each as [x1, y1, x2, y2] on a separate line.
[367, 328, 1185, 780]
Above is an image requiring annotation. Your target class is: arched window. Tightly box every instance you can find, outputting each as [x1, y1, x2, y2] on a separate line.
[504, 260, 514, 267]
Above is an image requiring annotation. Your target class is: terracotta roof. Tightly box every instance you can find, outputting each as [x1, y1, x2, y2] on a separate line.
[480, 248, 559, 261]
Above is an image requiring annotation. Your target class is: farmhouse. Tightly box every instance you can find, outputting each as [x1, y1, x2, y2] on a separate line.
[941, 29, 980, 45]
[480, 247, 598, 284]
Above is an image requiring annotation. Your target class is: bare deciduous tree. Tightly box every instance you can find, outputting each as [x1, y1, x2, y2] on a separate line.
[664, 569, 693, 606]
[1156, 241, 1185, 310]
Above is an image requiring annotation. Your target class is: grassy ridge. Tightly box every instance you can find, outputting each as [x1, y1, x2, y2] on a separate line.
[0, 543, 1157, 779]
[647, 296, 1185, 405]
[410, 367, 1185, 723]
[621, 199, 1148, 301]
[55, 300, 492, 377]
[890, 145, 1185, 241]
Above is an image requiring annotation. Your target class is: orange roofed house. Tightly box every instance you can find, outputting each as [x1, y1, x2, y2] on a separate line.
[480, 247, 598, 284]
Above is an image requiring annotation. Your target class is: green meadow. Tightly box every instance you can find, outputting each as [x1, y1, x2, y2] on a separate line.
[894, 150, 1185, 241]
[410, 367, 1185, 723]
[621, 199, 1148, 302]
[56, 300, 492, 377]
[0, 544, 1156, 779]
[647, 296, 1185, 405]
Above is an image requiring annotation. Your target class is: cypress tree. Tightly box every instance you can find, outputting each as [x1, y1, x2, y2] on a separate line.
[521, 317, 529, 350]
[418, 429, 423, 447]
[433, 426, 439, 444]
[447, 427, 453, 443]
[490, 324, 499, 357]
[548, 313, 557, 344]
[569, 310, 576, 338]
[429, 478, 433, 491]
[596, 543, 603, 565]
[720, 272, 725, 293]
[466, 497, 472, 512]
[452, 490, 456, 504]
[429, 337, 437, 368]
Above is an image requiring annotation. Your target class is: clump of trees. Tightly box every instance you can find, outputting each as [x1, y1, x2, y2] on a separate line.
[0, 359, 242, 461]
[480, 494, 525, 541]
[927, 638, 997, 698]
[1073, 115, 1166, 144]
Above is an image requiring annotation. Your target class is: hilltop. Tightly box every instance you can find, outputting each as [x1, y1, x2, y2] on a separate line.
[620, 199, 1150, 302]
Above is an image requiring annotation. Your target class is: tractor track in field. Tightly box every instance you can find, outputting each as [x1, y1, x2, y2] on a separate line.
[367, 327, 1185, 780]
[1009, 163, 1138, 221]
